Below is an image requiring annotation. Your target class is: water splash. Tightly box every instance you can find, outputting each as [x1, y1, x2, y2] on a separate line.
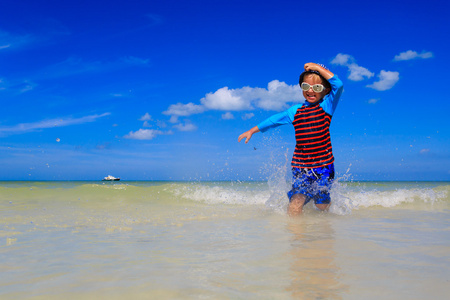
[330, 180, 448, 215]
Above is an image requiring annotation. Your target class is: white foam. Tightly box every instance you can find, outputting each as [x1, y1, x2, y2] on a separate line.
[174, 183, 271, 206]
[173, 181, 448, 216]
[330, 182, 447, 215]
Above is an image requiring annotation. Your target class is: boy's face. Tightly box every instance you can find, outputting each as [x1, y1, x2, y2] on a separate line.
[302, 75, 330, 104]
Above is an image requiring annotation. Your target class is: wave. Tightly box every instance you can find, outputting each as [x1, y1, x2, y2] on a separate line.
[172, 181, 449, 215]
[329, 182, 449, 215]
[1, 181, 448, 216]
[152, 181, 449, 215]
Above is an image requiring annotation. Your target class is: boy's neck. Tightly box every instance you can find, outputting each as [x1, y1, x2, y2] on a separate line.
[305, 99, 322, 105]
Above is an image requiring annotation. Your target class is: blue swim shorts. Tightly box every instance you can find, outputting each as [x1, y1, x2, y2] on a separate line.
[287, 164, 335, 205]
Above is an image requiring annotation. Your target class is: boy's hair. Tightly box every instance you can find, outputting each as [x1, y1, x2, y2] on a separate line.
[299, 64, 331, 91]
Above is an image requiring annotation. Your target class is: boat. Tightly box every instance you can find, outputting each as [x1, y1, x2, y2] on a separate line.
[102, 175, 120, 181]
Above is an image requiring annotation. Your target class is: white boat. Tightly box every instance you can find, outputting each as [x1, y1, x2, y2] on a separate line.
[102, 175, 120, 181]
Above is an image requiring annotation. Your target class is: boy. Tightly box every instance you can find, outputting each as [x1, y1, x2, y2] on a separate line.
[238, 63, 344, 216]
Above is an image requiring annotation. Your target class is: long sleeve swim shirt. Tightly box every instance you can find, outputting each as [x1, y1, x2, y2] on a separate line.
[257, 75, 344, 169]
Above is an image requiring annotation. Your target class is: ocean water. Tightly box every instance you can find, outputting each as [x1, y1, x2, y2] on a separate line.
[0, 180, 449, 299]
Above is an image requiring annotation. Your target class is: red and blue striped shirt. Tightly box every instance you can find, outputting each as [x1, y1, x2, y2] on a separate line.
[257, 75, 344, 169]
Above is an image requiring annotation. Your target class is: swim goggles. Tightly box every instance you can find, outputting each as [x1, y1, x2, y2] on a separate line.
[300, 82, 326, 93]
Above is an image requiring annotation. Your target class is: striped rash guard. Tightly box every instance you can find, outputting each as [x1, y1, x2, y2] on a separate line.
[257, 75, 344, 169]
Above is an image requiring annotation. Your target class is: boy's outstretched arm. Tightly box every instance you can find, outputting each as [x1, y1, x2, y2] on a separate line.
[304, 62, 334, 80]
[238, 126, 260, 144]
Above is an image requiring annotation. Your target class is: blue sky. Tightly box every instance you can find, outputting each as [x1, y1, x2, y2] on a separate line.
[0, 0, 449, 181]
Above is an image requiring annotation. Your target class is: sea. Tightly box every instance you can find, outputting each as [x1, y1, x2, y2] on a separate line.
[0, 179, 449, 299]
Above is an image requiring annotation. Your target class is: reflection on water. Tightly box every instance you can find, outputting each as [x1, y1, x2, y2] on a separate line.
[286, 217, 348, 299]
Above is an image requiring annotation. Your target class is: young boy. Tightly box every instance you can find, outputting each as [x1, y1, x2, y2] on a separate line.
[238, 63, 344, 216]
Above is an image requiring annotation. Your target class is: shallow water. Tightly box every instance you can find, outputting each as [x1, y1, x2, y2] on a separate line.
[1, 181, 449, 299]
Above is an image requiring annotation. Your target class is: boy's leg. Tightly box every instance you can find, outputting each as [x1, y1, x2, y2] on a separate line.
[312, 164, 335, 212]
[315, 203, 331, 211]
[288, 193, 307, 216]
[287, 168, 313, 216]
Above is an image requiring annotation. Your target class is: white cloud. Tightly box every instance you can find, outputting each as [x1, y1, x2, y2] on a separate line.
[38, 56, 150, 80]
[0, 79, 38, 94]
[347, 63, 374, 81]
[18, 81, 37, 93]
[121, 56, 150, 66]
[163, 102, 205, 118]
[367, 70, 400, 91]
[242, 113, 254, 120]
[420, 149, 430, 155]
[173, 122, 197, 132]
[163, 80, 303, 125]
[331, 53, 374, 81]
[394, 50, 433, 61]
[200, 80, 303, 112]
[168, 116, 179, 123]
[156, 120, 167, 128]
[0, 30, 34, 51]
[368, 98, 380, 104]
[0, 113, 110, 137]
[222, 112, 234, 120]
[124, 129, 163, 140]
[160, 80, 303, 135]
[139, 113, 152, 121]
[331, 53, 354, 66]
[201, 87, 253, 111]
[256, 80, 304, 110]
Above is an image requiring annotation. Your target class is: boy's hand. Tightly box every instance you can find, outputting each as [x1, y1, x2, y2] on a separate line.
[238, 131, 253, 144]
[238, 126, 260, 144]
[304, 62, 319, 72]
[304, 62, 334, 80]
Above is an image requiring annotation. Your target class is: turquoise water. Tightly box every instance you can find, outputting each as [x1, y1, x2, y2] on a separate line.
[1, 181, 449, 299]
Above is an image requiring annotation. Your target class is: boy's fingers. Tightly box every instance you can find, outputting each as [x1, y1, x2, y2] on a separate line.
[238, 133, 250, 143]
